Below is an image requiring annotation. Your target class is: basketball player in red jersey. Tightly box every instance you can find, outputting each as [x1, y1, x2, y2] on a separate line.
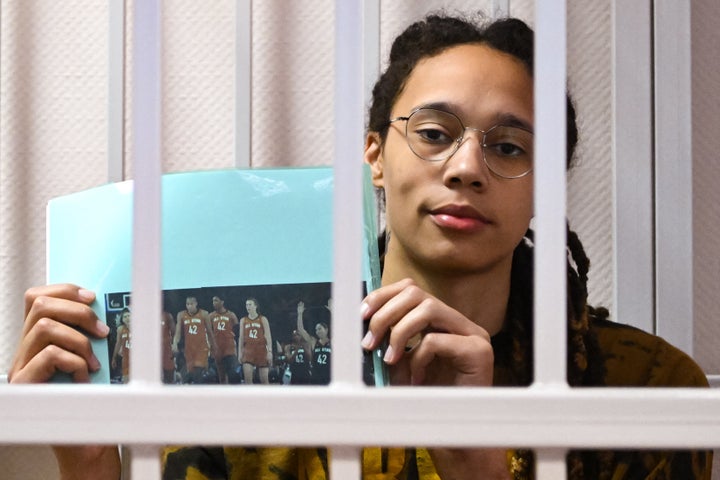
[238, 297, 273, 384]
[111, 307, 131, 383]
[172, 296, 216, 384]
[161, 310, 176, 383]
[208, 295, 241, 384]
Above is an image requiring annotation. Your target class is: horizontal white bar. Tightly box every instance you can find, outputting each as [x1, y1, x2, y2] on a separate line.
[1, 385, 719, 448]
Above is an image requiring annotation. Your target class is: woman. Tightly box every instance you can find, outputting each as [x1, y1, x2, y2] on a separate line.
[7, 13, 711, 480]
[296, 300, 332, 385]
[238, 297, 273, 385]
[110, 307, 131, 384]
[208, 295, 241, 384]
[284, 329, 312, 385]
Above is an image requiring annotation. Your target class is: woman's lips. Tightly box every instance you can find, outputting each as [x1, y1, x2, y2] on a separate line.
[429, 205, 490, 231]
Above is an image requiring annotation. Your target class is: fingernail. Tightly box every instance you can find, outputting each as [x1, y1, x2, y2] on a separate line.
[361, 330, 374, 349]
[383, 344, 395, 363]
[96, 321, 110, 336]
[360, 301, 370, 319]
[78, 289, 95, 302]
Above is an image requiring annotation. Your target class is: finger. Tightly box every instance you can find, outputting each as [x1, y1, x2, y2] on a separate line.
[23, 294, 106, 339]
[408, 333, 494, 386]
[380, 298, 434, 363]
[362, 281, 428, 350]
[14, 317, 101, 375]
[24, 284, 95, 317]
[384, 299, 484, 360]
[10, 345, 92, 384]
[361, 278, 416, 320]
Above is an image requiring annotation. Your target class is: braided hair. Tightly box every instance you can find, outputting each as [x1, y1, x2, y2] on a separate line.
[369, 12, 609, 479]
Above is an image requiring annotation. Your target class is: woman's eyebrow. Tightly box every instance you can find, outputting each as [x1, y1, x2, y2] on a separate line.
[495, 113, 534, 133]
[415, 100, 458, 112]
[413, 102, 534, 133]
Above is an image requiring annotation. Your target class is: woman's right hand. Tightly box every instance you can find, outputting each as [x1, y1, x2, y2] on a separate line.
[8, 284, 121, 479]
[8, 284, 108, 384]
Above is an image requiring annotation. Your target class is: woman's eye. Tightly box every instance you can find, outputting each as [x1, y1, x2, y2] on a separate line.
[415, 128, 453, 144]
[487, 142, 526, 157]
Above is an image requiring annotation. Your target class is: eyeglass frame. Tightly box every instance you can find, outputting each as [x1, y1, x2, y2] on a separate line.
[386, 107, 534, 179]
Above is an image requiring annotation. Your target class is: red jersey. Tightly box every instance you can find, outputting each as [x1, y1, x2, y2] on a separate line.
[210, 310, 237, 358]
[179, 309, 210, 368]
[240, 315, 269, 367]
[118, 324, 131, 377]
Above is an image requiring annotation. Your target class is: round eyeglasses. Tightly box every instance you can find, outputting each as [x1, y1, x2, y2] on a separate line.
[387, 107, 534, 179]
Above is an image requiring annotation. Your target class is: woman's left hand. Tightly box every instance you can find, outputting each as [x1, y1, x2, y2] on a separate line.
[361, 278, 508, 478]
[361, 278, 494, 387]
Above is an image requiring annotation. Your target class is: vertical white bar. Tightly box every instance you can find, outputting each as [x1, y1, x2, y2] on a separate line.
[612, 0, 654, 333]
[535, 449, 567, 480]
[130, 0, 163, 386]
[129, 445, 162, 480]
[332, 0, 364, 388]
[235, 0, 252, 168]
[533, 1, 568, 386]
[653, 0, 693, 354]
[363, 0, 382, 234]
[108, 0, 125, 182]
[330, 446, 362, 480]
[363, 0, 380, 107]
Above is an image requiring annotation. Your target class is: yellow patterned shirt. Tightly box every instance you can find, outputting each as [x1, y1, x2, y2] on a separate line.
[161, 320, 712, 480]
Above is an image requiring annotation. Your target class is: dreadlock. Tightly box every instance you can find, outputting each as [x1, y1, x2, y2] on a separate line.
[491, 226, 607, 388]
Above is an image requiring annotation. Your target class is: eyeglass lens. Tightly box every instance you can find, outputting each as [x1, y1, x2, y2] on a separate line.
[405, 108, 533, 178]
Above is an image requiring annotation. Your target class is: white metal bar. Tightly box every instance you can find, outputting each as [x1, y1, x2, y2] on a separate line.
[0, 385, 720, 448]
[533, 0, 568, 386]
[363, 0, 380, 108]
[235, 0, 252, 168]
[611, 0, 655, 333]
[130, 0, 162, 387]
[536, 449, 568, 480]
[128, 445, 162, 480]
[108, 0, 125, 182]
[332, 0, 364, 388]
[2, 386, 719, 448]
[330, 447, 362, 480]
[653, 0, 694, 355]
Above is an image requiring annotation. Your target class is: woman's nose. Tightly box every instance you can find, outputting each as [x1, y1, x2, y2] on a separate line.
[441, 131, 490, 190]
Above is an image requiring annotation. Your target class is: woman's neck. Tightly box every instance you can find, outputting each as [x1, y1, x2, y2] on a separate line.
[381, 250, 512, 336]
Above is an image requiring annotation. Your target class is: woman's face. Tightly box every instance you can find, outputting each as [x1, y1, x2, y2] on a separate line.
[366, 43, 534, 275]
[315, 323, 329, 339]
[245, 300, 257, 314]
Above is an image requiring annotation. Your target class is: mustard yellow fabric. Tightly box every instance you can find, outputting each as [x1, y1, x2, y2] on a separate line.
[161, 321, 712, 480]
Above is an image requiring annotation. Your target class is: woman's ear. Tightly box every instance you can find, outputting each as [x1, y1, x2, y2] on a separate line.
[364, 132, 384, 188]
